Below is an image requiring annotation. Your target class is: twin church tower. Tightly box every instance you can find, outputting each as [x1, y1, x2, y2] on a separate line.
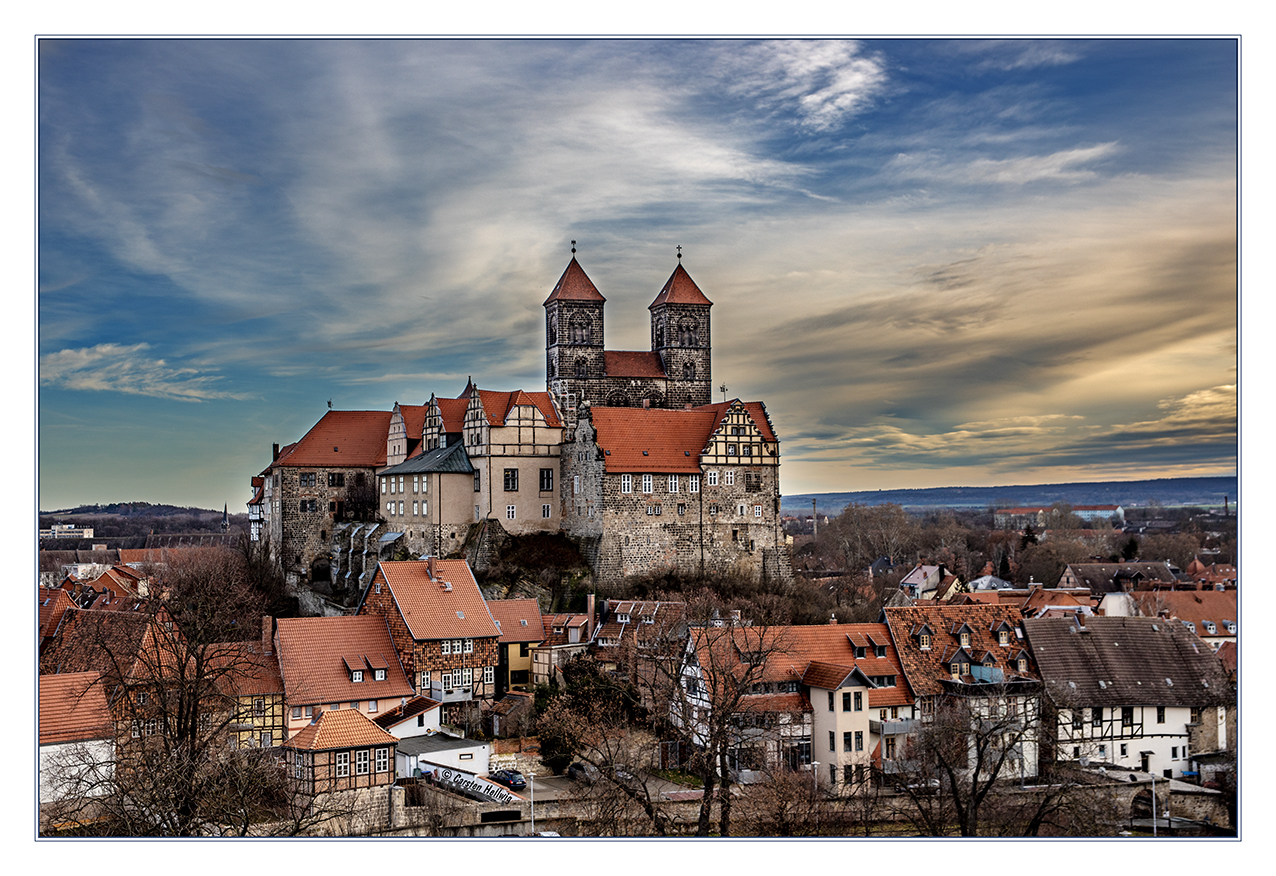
[544, 246, 713, 423]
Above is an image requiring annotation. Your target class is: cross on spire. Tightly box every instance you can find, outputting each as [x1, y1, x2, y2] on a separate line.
[571, 239, 576, 254]
[676, 245, 682, 260]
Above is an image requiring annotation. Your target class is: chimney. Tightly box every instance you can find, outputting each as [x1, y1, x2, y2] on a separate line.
[828, 612, 838, 625]
[262, 615, 274, 656]
[428, 555, 437, 580]
[272, 443, 280, 461]
[587, 592, 595, 639]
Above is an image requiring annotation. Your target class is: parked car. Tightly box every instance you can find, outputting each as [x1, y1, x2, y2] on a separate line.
[567, 762, 598, 784]
[490, 769, 527, 791]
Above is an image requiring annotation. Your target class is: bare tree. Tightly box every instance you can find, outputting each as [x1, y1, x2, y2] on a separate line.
[823, 503, 921, 574]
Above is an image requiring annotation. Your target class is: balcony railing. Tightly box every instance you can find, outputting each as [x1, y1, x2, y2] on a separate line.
[870, 718, 919, 736]
[429, 681, 473, 704]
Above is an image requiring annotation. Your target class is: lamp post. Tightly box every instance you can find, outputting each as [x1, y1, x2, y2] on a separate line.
[1150, 772, 1156, 838]
[811, 761, 819, 836]
[529, 772, 536, 836]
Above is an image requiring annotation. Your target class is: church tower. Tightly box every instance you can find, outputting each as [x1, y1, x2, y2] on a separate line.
[545, 246, 606, 424]
[650, 256, 712, 408]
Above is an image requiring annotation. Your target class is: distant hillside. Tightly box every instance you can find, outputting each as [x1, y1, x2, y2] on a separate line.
[782, 476, 1238, 516]
[39, 502, 249, 544]
[40, 501, 226, 517]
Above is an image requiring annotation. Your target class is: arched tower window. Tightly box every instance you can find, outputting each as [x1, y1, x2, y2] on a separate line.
[678, 318, 698, 347]
[570, 315, 592, 344]
[548, 313, 558, 343]
[548, 361, 556, 379]
[607, 391, 631, 407]
[575, 359, 587, 379]
[683, 362, 696, 381]
[654, 319, 665, 349]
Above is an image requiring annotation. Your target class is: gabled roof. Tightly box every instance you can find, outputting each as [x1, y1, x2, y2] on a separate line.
[486, 598, 546, 644]
[380, 441, 474, 476]
[1062, 562, 1179, 594]
[649, 262, 712, 308]
[210, 643, 284, 698]
[474, 389, 562, 428]
[283, 708, 399, 752]
[1024, 616, 1231, 707]
[692, 400, 778, 444]
[373, 695, 441, 730]
[604, 351, 667, 379]
[39, 607, 153, 678]
[38, 587, 75, 641]
[434, 396, 470, 434]
[399, 404, 428, 441]
[884, 605, 1037, 697]
[544, 256, 605, 304]
[588, 401, 781, 473]
[540, 614, 592, 647]
[274, 615, 414, 706]
[1131, 590, 1237, 637]
[39, 671, 113, 745]
[372, 560, 501, 642]
[271, 410, 392, 469]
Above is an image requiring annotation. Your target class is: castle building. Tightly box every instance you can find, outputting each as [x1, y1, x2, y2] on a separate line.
[252, 248, 789, 590]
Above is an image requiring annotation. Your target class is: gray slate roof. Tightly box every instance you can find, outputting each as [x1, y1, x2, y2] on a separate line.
[1024, 616, 1230, 708]
[380, 441, 473, 476]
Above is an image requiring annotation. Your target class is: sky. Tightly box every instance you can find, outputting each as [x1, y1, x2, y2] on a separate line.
[35, 38, 1239, 512]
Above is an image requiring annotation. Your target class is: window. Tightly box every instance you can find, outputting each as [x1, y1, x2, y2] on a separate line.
[998, 630, 1009, 646]
[131, 721, 140, 738]
[919, 634, 931, 650]
[336, 752, 350, 777]
[884, 737, 896, 760]
[137, 691, 148, 706]
[668, 475, 679, 493]
[542, 504, 552, 518]
[381, 478, 387, 494]
[539, 468, 553, 492]
[441, 640, 451, 655]
[254, 697, 265, 716]
[689, 474, 700, 493]
[299, 472, 316, 487]
[1190, 707, 1201, 724]
[419, 671, 430, 689]
[677, 503, 686, 515]
[880, 709, 888, 721]
[843, 731, 853, 752]
[506, 505, 516, 519]
[707, 471, 719, 486]
[738, 504, 747, 516]
[854, 691, 862, 711]
[305, 705, 314, 718]
[1120, 744, 1128, 757]
[453, 639, 464, 653]
[1157, 706, 1166, 724]
[855, 731, 863, 752]
[504, 469, 518, 491]
[1122, 706, 1134, 726]
[1099, 744, 1107, 758]
[959, 631, 971, 648]
[464, 639, 474, 653]
[412, 475, 419, 493]
[295, 753, 306, 779]
[413, 500, 418, 515]
[328, 472, 344, 487]
[261, 731, 272, 748]
[843, 691, 852, 711]
[397, 501, 404, 516]
[452, 669, 463, 687]
[829, 731, 836, 752]
[299, 498, 318, 512]
[1072, 710, 1083, 730]
[292, 706, 302, 719]
[622, 474, 632, 493]
[352, 669, 363, 683]
[474, 471, 481, 492]
[484, 665, 495, 685]
[356, 749, 370, 775]
[828, 692, 835, 711]
[1172, 746, 1178, 759]
[376, 748, 389, 773]
[1092, 707, 1102, 726]
[754, 505, 762, 518]
[351, 702, 359, 711]
[725, 471, 735, 485]
[642, 474, 653, 494]
[398, 476, 404, 493]
[368, 700, 378, 712]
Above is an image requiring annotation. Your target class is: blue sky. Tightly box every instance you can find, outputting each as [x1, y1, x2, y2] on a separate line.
[36, 38, 1238, 512]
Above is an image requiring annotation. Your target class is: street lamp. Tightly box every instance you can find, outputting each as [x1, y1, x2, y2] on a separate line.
[811, 762, 820, 836]
[529, 772, 536, 836]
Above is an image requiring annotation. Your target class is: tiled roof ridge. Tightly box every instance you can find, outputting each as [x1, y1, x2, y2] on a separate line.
[649, 262, 712, 308]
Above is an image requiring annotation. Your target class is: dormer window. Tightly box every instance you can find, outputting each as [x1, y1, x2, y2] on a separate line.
[875, 644, 887, 657]
[1017, 657, 1028, 673]
[959, 632, 971, 648]
[951, 663, 961, 680]
[352, 670, 363, 683]
[998, 630, 1009, 646]
[1204, 622, 1217, 634]
[375, 668, 386, 681]
[617, 613, 630, 624]
[1225, 621, 1236, 634]
[919, 634, 931, 650]
[854, 646, 866, 659]
[1182, 620, 1196, 633]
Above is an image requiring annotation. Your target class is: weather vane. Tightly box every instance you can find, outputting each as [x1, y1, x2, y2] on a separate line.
[571, 239, 576, 254]
[719, 383, 728, 402]
[676, 245, 682, 260]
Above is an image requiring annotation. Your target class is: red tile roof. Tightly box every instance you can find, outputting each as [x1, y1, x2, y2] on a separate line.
[373, 694, 441, 730]
[283, 707, 399, 752]
[692, 400, 778, 443]
[436, 397, 470, 433]
[883, 605, 1037, 697]
[275, 615, 414, 707]
[604, 351, 667, 379]
[544, 256, 605, 304]
[272, 410, 392, 468]
[475, 389, 562, 428]
[648, 262, 712, 308]
[38, 587, 75, 640]
[486, 598, 546, 644]
[210, 642, 284, 697]
[1132, 590, 1236, 637]
[39, 671, 113, 745]
[373, 560, 501, 642]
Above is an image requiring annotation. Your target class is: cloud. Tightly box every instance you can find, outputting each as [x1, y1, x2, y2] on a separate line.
[714, 40, 890, 131]
[967, 40, 1084, 72]
[39, 343, 252, 402]
[884, 142, 1119, 186]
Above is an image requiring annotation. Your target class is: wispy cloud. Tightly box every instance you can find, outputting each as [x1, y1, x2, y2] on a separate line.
[39, 343, 252, 402]
[715, 40, 890, 131]
[966, 40, 1085, 72]
[884, 142, 1119, 186]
